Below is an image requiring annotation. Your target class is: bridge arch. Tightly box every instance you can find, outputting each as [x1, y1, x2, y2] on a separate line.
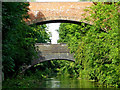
[22, 2, 110, 72]
[31, 43, 75, 66]
[33, 59, 75, 65]
[25, 2, 94, 25]
[29, 19, 90, 26]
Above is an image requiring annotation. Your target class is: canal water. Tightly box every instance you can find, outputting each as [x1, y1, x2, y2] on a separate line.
[39, 76, 101, 88]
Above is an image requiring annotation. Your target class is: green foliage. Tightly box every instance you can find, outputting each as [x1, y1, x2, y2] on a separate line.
[2, 65, 51, 88]
[2, 2, 51, 78]
[78, 2, 120, 87]
[30, 25, 51, 43]
[57, 2, 120, 88]
[2, 2, 32, 77]
[2, 2, 120, 88]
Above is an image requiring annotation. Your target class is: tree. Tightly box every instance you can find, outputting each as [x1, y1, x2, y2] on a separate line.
[30, 25, 51, 43]
[2, 2, 51, 78]
[57, 2, 120, 87]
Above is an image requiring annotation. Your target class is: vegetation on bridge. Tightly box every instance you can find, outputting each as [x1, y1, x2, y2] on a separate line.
[2, 1, 120, 88]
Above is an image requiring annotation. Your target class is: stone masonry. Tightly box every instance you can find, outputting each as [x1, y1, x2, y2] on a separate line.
[31, 43, 74, 65]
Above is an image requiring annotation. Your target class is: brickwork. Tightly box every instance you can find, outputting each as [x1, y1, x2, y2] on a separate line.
[25, 2, 93, 25]
[31, 43, 74, 65]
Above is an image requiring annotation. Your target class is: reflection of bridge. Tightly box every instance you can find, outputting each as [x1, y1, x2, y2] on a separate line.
[32, 43, 75, 65]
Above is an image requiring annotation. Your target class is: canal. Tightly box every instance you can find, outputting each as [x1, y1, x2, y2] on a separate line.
[39, 76, 102, 88]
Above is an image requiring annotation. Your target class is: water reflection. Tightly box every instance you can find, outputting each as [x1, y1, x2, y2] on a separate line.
[39, 76, 99, 88]
[46, 78, 60, 88]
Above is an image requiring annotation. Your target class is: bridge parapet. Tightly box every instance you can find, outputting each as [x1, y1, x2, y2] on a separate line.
[31, 43, 75, 65]
[35, 43, 69, 53]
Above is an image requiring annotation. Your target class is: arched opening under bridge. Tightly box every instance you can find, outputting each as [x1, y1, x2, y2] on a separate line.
[23, 2, 107, 71]
[29, 19, 106, 67]
[31, 43, 75, 66]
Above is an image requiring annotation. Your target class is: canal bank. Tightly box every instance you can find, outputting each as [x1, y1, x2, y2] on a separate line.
[2, 71, 112, 89]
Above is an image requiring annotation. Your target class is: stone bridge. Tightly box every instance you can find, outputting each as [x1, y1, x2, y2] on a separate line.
[21, 43, 74, 73]
[31, 43, 74, 65]
[25, 2, 94, 25]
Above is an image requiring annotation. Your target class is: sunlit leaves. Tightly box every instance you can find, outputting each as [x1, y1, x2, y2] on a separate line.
[30, 25, 51, 43]
[57, 1, 120, 87]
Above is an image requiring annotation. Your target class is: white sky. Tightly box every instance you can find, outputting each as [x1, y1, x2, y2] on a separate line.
[31, 0, 78, 44]
[46, 23, 60, 44]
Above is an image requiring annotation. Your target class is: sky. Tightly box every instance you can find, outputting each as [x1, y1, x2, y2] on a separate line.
[46, 23, 60, 44]
[31, 0, 79, 44]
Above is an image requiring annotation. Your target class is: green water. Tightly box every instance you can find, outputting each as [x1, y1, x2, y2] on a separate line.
[39, 76, 101, 88]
